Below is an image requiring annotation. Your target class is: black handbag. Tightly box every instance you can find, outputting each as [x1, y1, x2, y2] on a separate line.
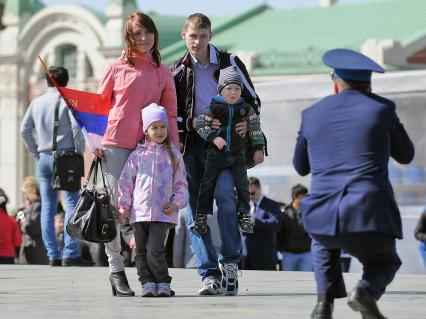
[66, 157, 117, 243]
[51, 98, 84, 192]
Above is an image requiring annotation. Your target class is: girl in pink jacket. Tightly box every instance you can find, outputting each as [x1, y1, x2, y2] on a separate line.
[118, 103, 188, 297]
[95, 12, 178, 297]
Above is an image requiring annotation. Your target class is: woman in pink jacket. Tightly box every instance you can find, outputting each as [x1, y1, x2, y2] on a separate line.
[118, 103, 188, 297]
[95, 12, 178, 297]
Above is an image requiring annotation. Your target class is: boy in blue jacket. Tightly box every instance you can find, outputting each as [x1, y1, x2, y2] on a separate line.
[194, 66, 265, 234]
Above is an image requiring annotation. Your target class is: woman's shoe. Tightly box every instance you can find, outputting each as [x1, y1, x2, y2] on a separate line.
[110, 271, 135, 297]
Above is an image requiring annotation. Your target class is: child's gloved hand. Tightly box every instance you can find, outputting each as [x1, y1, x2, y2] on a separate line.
[213, 137, 226, 150]
[118, 208, 129, 224]
[163, 203, 178, 215]
[253, 150, 264, 166]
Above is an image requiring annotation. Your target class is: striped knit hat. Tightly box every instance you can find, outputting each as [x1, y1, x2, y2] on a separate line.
[217, 66, 243, 93]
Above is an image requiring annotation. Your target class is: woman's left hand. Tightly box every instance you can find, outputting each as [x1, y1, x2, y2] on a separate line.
[163, 203, 178, 215]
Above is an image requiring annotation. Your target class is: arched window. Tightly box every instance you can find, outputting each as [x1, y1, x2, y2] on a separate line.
[56, 44, 77, 78]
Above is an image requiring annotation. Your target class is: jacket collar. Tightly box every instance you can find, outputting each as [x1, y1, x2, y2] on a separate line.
[137, 140, 166, 150]
[183, 44, 220, 67]
[213, 94, 243, 105]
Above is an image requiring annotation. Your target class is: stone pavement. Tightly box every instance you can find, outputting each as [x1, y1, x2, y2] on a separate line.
[0, 265, 425, 319]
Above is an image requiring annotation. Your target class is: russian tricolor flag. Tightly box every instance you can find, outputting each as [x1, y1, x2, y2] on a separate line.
[60, 87, 110, 151]
[38, 55, 110, 151]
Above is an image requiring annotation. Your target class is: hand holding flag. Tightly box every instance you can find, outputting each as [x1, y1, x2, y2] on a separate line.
[38, 56, 110, 151]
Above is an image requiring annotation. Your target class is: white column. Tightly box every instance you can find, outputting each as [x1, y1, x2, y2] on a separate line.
[0, 61, 21, 209]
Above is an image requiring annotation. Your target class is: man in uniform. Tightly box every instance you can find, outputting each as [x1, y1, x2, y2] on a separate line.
[293, 48, 414, 319]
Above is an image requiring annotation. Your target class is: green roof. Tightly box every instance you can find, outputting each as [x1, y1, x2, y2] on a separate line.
[5, 0, 44, 17]
[161, 4, 269, 65]
[161, 0, 426, 75]
[149, 13, 186, 50]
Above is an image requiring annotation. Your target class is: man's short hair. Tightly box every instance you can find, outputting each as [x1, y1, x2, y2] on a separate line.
[184, 13, 211, 30]
[46, 66, 69, 87]
[291, 184, 308, 199]
[338, 77, 371, 92]
[248, 176, 261, 188]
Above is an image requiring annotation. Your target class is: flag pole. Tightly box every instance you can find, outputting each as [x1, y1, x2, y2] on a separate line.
[37, 55, 72, 107]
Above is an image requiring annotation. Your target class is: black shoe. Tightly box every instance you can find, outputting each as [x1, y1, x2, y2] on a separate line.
[110, 271, 135, 297]
[347, 285, 387, 319]
[311, 302, 334, 319]
[194, 212, 207, 234]
[62, 257, 95, 267]
[49, 259, 62, 267]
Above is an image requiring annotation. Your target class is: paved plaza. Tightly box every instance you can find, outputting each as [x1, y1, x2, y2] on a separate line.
[0, 265, 425, 318]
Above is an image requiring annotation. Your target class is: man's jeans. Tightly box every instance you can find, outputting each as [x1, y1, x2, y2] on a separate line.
[38, 153, 80, 260]
[281, 251, 313, 271]
[184, 137, 241, 280]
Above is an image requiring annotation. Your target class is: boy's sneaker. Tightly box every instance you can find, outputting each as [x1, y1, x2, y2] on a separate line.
[219, 263, 239, 296]
[238, 211, 254, 234]
[194, 212, 208, 234]
[142, 282, 157, 297]
[198, 277, 220, 295]
[157, 283, 171, 297]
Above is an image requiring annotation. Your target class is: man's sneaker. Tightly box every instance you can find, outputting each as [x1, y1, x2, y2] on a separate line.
[157, 283, 171, 297]
[238, 211, 254, 234]
[198, 277, 220, 295]
[142, 282, 157, 297]
[219, 263, 239, 296]
[194, 212, 208, 234]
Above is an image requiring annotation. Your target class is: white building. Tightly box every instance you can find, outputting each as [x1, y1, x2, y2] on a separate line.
[0, 0, 184, 207]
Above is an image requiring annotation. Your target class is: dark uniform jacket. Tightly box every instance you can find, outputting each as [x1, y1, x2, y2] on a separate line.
[293, 90, 414, 239]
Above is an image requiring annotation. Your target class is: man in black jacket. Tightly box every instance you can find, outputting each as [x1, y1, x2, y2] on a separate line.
[278, 184, 312, 271]
[171, 13, 262, 296]
[242, 177, 281, 270]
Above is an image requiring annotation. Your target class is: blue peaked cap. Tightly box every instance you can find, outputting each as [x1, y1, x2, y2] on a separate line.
[323, 48, 385, 82]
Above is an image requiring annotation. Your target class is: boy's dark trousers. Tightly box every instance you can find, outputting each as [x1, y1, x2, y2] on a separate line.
[133, 222, 172, 284]
[197, 147, 250, 216]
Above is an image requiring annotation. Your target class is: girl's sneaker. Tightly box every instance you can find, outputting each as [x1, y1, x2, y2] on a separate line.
[157, 283, 171, 297]
[142, 282, 157, 297]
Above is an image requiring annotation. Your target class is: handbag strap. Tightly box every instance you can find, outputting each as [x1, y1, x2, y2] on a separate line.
[52, 97, 62, 152]
[82, 158, 98, 190]
[81, 157, 111, 194]
[97, 158, 111, 196]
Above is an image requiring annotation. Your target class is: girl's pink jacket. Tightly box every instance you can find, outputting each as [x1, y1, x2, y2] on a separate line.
[117, 142, 188, 225]
[97, 53, 179, 149]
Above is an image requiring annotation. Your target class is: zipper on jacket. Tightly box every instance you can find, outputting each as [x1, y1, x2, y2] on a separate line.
[226, 104, 234, 152]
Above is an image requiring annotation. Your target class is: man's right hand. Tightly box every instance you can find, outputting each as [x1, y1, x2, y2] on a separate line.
[213, 137, 226, 150]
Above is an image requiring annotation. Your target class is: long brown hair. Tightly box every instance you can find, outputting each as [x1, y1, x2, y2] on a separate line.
[164, 137, 178, 174]
[124, 12, 161, 67]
